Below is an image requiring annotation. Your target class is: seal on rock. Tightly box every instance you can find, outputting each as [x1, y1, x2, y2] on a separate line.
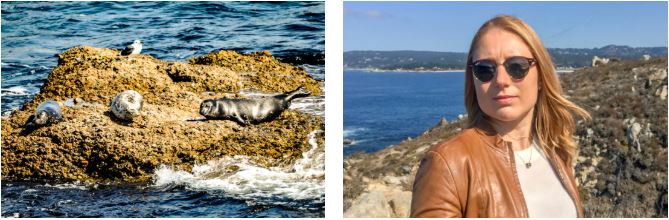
[199, 86, 310, 125]
[28, 100, 63, 127]
[120, 40, 142, 56]
[110, 90, 143, 121]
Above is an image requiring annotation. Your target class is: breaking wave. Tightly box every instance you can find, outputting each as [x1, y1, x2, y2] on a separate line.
[1, 86, 30, 96]
[152, 130, 324, 206]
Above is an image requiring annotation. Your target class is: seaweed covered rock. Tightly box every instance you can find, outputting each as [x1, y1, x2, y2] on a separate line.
[1, 46, 324, 183]
[189, 50, 322, 95]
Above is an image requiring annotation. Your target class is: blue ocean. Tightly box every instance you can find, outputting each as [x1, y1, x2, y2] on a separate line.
[1, 1, 324, 218]
[343, 70, 466, 156]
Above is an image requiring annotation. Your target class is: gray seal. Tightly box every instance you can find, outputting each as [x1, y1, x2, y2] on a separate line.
[30, 100, 62, 126]
[110, 90, 143, 121]
[200, 86, 310, 125]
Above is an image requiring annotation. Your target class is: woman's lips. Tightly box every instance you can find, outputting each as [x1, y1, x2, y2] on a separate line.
[494, 95, 516, 105]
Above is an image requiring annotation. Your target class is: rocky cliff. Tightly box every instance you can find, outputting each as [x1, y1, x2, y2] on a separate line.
[1, 46, 324, 183]
[565, 58, 667, 217]
[343, 58, 668, 217]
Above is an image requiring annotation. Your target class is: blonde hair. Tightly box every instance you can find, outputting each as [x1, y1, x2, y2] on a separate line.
[464, 15, 591, 164]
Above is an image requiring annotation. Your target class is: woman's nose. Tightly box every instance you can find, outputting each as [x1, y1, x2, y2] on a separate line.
[493, 64, 512, 88]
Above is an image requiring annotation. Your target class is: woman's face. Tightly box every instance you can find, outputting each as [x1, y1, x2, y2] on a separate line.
[472, 28, 540, 123]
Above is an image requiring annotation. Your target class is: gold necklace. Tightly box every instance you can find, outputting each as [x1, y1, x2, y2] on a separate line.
[505, 134, 533, 168]
[516, 145, 534, 169]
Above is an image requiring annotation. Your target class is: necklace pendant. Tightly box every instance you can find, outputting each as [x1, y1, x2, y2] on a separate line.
[525, 163, 532, 168]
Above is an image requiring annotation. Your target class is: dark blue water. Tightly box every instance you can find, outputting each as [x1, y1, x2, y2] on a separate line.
[1, 182, 322, 218]
[343, 71, 466, 156]
[1, 1, 324, 218]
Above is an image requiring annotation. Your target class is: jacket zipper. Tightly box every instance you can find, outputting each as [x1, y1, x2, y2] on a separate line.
[506, 142, 529, 218]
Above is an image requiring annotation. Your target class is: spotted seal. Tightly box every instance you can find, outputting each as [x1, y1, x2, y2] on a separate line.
[110, 90, 143, 121]
[199, 86, 310, 125]
[28, 100, 62, 127]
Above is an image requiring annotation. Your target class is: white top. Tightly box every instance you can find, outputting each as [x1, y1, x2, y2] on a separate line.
[513, 141, 578, 218]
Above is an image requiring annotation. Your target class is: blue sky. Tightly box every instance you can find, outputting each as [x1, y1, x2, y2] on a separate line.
[344, 1, 668, 52]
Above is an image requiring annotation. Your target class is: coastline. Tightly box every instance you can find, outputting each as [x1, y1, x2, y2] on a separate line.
[344, 68, 465, 73]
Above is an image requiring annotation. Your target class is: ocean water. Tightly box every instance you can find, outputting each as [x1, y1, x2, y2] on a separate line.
[1, 1, 324, 218]
[343, 70, 466, 156]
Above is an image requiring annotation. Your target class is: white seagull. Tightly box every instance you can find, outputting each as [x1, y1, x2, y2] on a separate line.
[120, 39, 142, 56]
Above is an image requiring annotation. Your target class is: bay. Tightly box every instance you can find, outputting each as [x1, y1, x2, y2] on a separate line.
[344, 70, 466, 156]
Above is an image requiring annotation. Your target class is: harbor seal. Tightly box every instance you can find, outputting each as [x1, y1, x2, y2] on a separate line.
[110, 90, 143, 121]
[120, 40, 142, 56]
[200, 86, 310, 125]
[28, 100, 62, 127]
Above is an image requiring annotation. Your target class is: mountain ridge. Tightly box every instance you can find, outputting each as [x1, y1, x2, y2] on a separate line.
[344, 45, 667, 71]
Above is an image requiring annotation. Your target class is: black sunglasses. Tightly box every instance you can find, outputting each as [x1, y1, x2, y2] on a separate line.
[469, 56, 536, 82]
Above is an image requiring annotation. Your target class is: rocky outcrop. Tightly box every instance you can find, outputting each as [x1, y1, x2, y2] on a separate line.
[642, 54, 652, 61]
[592, 56, 611, 67]
[1, 46, 324, 183]
[592, 56, 622, 67]
[188, 50, 322, 96]
[564, 58, 667, 217]
[344, 182, 412, 218]
[343, 117, 466, 216]
[343, 57, 668, 217]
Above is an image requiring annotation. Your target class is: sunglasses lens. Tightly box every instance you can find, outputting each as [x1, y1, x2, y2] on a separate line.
[472, 61, 495, 82]
[505, 57, 531, 80]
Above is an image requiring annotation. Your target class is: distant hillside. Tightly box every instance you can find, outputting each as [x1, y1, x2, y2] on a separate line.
[344, 45, 667, 71]
[344, 50, 467, 71]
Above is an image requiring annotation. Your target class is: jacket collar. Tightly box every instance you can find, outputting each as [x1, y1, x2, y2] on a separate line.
[470, 118, 509, 154]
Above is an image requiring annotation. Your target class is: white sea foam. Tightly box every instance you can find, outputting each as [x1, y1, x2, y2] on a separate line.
[298, 64, 325, 81]
[43, 182, 89, 190]
[343, 127, 367, 138]
[1, 86, 30, 96]
[289, 95, 324, 117]
[2, 107, 19, 117]
[22, 189, 38, 194]
[343, 127, 369, 148]
[152, 130, 325, 203]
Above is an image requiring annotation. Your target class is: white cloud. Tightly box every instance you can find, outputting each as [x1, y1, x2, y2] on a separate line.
[344, 8, 392, 19]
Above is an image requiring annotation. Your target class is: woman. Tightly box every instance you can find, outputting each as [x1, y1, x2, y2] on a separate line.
[410, 15, 590, 217]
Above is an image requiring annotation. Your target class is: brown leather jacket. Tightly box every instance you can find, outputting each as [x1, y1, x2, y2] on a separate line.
[410, 120, 584, 217]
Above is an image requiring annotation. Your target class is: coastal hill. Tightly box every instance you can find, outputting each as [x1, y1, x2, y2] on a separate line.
[343, 57, 668, 217]
[1, 46, 324, 183]
[344, 45, 667, 71]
